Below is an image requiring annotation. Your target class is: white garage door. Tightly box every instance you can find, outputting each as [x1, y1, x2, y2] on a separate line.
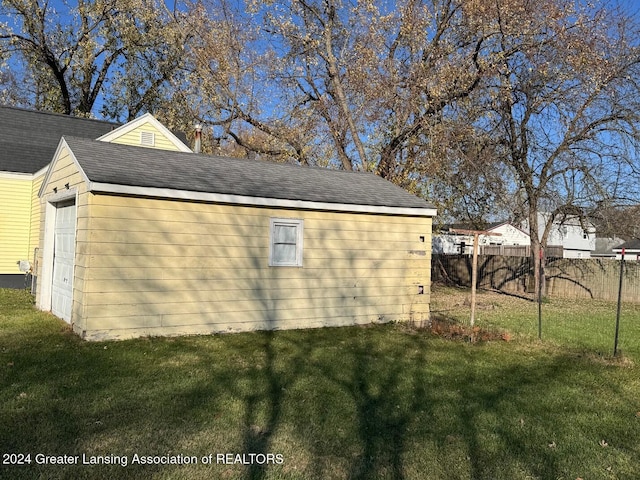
[51, 201, 76, 323]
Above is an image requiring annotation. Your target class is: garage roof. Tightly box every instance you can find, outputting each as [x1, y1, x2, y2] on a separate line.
[59, 136, 436, 215]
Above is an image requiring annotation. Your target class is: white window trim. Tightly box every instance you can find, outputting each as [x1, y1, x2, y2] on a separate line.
[269, 218, 304, 267]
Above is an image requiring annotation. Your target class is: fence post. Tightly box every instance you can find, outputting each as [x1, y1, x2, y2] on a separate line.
[449, 228, 502, 329]
[614, 248, 625, 357]
[470, 233, 479, 327]
[538, 247, 543, 340]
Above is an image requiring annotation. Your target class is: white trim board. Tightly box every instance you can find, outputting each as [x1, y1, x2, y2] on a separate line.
[88, 181, 437, 217]
[1, 160, 64, 181]
[0, 171, 35, 180]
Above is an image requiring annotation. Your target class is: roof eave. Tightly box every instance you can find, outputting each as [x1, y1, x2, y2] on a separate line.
[87, 182, 437, 217]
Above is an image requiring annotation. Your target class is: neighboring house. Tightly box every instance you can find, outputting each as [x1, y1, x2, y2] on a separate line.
[522, 213, 596, 258]
[0, 105, 120, 288]
[613, 238, 640, 261]
[433, 222, 530, 255]
[434, 214, 595, 258]
[591, 236, 626, 258]
[35, 115, 436, 340]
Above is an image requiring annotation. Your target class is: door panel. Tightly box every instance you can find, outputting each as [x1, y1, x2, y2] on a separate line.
[51, 202, 76, 323]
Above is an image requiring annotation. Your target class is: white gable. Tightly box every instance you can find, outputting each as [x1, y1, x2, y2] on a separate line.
[486, 223, 530, 246]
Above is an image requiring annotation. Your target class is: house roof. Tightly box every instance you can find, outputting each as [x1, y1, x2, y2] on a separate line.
[0, 105, 120, 174]
[58, 136, 436, 213]
[592, 237, 625, 256]
[613, 238, 640, 252]
[438, 221, 527, 235]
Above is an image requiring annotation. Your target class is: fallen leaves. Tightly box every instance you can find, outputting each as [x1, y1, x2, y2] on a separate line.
[426, 315, 509, 342]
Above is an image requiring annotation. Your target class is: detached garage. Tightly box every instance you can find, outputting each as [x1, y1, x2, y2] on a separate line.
[36, 129, 436, 340]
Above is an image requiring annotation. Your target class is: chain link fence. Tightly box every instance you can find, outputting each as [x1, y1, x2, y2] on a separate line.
[432, 254, 640, 359]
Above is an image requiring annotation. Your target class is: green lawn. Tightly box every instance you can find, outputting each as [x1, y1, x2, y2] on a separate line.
[1, 288, 639, 479]
[431, 285, 640, 360]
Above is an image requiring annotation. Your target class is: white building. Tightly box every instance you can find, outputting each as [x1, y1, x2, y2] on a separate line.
[434, 214, 596, 258]
[433, 222, 530, 255]
[522, 213, 596, 259]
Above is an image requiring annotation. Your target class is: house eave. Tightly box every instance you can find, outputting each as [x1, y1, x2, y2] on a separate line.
[1, 164, 56, 181]
[0, 170, 36, 180]
[87, 182, 437, 217]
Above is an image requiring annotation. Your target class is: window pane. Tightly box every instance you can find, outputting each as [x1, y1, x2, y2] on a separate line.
[274, 225, 297, 244]
[273, 243, 296, 264]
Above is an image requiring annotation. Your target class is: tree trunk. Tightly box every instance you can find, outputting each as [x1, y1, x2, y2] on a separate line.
[529, 212, 541, 299]
[529, 212, 546, 299]
[323, 3, 368, 171]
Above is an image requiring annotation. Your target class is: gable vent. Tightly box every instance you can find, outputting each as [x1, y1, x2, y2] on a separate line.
[140, 131, 155, 146]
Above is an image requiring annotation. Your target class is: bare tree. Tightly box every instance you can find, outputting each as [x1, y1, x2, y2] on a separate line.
[5, 1, 638, 266]
[181, 0, 496, 172]
[473, 0, 640, 295]
[0, 0, 189, 119]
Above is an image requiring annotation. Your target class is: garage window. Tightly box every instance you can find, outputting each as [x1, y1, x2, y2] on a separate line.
[269, 218, 304, 267]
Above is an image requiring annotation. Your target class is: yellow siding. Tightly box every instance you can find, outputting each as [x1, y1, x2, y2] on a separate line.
[45, 147, 87, 190]
[80, 195, 432, 340]
[0, 176, 33, 274]
[108, 122, 183, 151]
[29, 172, 45, 259]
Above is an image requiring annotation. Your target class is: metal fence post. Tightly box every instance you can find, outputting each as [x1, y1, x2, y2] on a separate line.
[538, 247, 543, 340]
[614, 248, 625, 357]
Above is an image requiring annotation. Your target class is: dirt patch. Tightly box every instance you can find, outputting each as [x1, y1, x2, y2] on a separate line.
[423, 314, 511, 342]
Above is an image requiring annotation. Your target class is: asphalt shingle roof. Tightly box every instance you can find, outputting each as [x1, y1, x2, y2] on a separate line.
[0, 105, 120, 173]
[614, 238, 640, 251]
[63, 136, 435, 210]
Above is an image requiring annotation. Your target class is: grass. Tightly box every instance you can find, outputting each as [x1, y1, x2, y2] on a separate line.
[431, 285, 640, 359]
[0, 288, 639, 479]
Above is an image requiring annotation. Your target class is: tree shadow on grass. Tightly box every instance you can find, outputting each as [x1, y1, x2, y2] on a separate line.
[279, 329, 635, 480]
[2, 315, 638, 480]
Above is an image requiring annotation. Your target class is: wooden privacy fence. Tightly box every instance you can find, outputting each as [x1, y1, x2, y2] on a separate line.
[478, 244, 564, 257]
[432, 254, 640, 303]
[479, 245, 530, 257]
